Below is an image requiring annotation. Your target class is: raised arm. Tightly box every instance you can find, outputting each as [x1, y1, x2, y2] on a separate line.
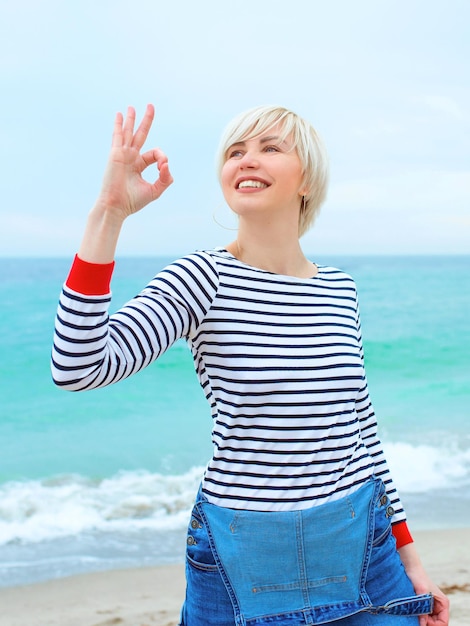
[79, 104, 173, 263]
[52, 105, 180, 391]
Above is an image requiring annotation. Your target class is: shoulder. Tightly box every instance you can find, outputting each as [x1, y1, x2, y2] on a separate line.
[140, 251, 220, 307]
[170, 250, 219, 279]
[316, 265, 357, 287]
[154, 250, 219, 285]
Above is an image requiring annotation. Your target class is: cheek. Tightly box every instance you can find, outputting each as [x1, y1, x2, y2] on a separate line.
[220, 163, 234, 195]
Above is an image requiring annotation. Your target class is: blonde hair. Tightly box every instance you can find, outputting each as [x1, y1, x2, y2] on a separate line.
[216, 105, 329, 237]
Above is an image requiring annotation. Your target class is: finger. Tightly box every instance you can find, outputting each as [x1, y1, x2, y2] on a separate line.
[111, 111, 124, 148]
[122, 106, 136, 145]
[434, 599, 450, 626]
[140, 148, 169, 173]
[132, 103, 155, 151]
[138, 149, 173, 198]
[158, 160, 173, 185]
[152, 161, 174, 199]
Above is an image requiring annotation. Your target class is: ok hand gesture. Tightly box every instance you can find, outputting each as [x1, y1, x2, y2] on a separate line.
[98, 104, 173, 220]
[78, 105, 173, 263]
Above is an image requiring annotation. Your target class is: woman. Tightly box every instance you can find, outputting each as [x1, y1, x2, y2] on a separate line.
[52, 104, 449, 625]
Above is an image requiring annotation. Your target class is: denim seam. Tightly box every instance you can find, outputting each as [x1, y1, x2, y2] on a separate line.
[186, 553, 219, 573]
[372, 522, 392, 547]
[196, 501, 245, 625]
[185, 478, 433, 625]
[295, 510, 310, 610]
[357, 478, 380, 608]
[252, 576, 349, 594]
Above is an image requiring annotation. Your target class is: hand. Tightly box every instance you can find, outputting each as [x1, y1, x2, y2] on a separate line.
[398, 544, 450, 626]
[97, 104, 173, 220]
[410, 571, 449, 626]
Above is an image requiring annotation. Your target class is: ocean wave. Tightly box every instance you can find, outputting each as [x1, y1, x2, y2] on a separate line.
[0, 467, 205, 546]
[383, 441, 470, 493]
[1, 441, 469, 547]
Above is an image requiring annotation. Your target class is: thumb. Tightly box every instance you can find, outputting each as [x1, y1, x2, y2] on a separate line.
[152, 161, 174, 199]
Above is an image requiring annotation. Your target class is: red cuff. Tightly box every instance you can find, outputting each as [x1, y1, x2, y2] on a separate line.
[392, 520, 413, 549]
[65, 254, 115, 295]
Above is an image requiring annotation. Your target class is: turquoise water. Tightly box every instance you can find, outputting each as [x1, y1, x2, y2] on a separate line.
[1, 255, 469, 586]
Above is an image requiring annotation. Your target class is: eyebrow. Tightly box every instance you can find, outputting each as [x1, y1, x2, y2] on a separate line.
[229, 135, 288, 149]
[260, 135, 285, 145]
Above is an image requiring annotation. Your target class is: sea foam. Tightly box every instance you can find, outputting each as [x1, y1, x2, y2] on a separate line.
[0, 467, 204, 546]
[383, 441, 470, 493]
[1, 440, 470, 547]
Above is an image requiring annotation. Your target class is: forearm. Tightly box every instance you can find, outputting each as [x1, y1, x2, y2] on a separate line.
[52, 252, 218, 391]
[398, 542, 425, 579]
[52, 105, 176, 390]
[76, 104, 173, 264]
[78, 202, 125, 264]
[398, 542, 450, 625]
[52, 280, 163, 392]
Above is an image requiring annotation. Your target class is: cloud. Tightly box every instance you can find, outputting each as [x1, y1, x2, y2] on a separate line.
[1, 0, 469, 256]
[0, 214, 84, 256]
[299, 169, 470, 256]
[351, 120, 404, 138]
[415, 95, 467, 121]
[328, 170, 470, 215]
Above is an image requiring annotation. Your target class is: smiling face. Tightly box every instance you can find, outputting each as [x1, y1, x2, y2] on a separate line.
[220, 126, 305, 224]
[217, 105, 329, 236]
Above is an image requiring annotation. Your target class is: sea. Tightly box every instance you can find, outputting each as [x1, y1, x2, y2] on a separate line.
[1, 255, 469, 588]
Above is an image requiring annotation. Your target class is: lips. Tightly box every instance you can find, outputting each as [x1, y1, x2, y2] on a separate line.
[235, 176, 270, 190]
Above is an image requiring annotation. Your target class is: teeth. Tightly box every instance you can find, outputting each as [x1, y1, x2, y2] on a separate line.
[238, 180, 268, 189]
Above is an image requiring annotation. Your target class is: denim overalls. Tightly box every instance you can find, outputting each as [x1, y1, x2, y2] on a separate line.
[180, 478, 433, 626]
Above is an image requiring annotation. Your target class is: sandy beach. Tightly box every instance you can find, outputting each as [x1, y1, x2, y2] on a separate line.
[0, 528, 468, 626]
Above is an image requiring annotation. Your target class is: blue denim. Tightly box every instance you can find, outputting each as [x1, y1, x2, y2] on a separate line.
[180, 479, 432, 625]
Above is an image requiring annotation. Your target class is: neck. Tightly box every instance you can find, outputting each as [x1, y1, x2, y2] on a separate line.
[226, 221, 316, 279]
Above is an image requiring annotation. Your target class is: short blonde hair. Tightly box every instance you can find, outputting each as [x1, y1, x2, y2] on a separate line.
[216, 105, 329, 237]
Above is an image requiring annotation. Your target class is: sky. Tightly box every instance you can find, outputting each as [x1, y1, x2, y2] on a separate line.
[0, 0, 468, 257]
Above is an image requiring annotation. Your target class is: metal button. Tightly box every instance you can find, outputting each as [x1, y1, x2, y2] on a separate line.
[187, 535, 197, 546]
[191, 518, 200, 529]
[380, 495, 388, 506]
[386, 505, 395, 517]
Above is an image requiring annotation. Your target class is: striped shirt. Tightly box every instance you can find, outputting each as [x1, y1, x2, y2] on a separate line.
[52, 248, 406, 523]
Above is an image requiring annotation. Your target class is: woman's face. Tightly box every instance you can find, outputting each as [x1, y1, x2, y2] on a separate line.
[220, 125, 304, 224]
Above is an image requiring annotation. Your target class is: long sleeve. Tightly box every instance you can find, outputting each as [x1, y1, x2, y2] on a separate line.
[354, 293, 413, 546]
[51, 252, 219, 391]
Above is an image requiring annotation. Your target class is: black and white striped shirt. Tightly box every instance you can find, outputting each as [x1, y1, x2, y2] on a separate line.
[52, 248, 405, 521]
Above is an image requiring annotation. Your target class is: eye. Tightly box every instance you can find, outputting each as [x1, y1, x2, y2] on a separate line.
[227, 148, 244, 159]
[264, 145, 280, 153]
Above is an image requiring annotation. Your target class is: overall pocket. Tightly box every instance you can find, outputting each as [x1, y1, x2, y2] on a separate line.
[372, 487, 394, 547]
[185, 506, 218, 572]
[181, 505, 235, 626]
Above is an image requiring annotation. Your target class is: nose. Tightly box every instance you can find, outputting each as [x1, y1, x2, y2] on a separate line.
[239, 150, 259, 168]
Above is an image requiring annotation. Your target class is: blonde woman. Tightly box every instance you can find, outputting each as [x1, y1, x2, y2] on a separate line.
[52, 104, 448, 626]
